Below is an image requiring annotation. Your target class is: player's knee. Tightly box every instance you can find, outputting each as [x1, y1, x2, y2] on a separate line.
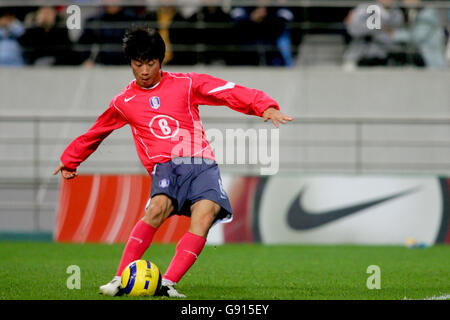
[143, 199, 169, 228]
[190, 211, 216, 237]
[200, 213, 215, 229]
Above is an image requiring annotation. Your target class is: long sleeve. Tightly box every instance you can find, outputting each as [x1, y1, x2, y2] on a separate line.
[190, 72, 279, 117]
[60, 102, 128, 170]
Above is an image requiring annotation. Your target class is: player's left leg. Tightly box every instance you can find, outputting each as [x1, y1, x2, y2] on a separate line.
[158, 199, 220, 297]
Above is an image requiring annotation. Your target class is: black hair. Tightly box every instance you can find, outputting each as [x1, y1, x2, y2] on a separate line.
[122, 27, 166, 64]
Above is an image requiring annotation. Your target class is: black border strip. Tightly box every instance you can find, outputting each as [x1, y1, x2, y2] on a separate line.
[0, 299, 446, 318]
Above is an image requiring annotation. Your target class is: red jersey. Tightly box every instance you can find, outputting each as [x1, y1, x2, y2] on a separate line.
[60, 71, 280, 174]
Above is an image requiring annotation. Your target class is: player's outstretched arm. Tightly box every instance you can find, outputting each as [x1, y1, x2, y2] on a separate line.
[53, 162, 78, 180]
[262, 107, 293, 128]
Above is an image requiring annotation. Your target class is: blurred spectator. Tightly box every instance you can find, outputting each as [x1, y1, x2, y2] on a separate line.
[197, 5, 233, 65]
[198, 6, 233, 65]
[343, 0, 404, 68]
[230, 1, 294, 66]
[78, 0, 139, 66]
[170, 0, 201, 65]
[19, 6, 75, 66]
[0, 10, 25, 66]
[144, 0, 200, 65]
[143, 3, 177, 65]
[392, 0, 447, 69]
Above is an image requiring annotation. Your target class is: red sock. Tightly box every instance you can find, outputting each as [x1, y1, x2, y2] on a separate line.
[115, 220, 157, 276]
[163, 232, 206, 284]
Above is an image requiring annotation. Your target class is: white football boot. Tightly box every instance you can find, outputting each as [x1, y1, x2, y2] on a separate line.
[98, 276, 124, 296]
[156, 284, 186, 298]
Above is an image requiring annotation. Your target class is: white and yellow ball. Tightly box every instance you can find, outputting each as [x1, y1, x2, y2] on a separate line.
[121, 260, 162, 296]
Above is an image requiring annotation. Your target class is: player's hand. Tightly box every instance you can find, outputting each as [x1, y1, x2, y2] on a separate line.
[262, 107, 293, 128]
[53, 162, 78, 179]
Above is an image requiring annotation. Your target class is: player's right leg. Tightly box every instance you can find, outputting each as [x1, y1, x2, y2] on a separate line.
[99, 194, 173, 296]
[157, 199, 220, 298]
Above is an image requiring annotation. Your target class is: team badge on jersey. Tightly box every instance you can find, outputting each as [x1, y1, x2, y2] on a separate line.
[150, 96, 160, 110]
[159, 178, 169, 188]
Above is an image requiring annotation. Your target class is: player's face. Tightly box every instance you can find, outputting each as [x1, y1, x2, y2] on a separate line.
[131, 59, 161, 88]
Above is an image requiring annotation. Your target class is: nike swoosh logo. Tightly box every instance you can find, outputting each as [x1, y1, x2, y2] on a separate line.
[124, 95, 136, 102]
[208, 82, 235, 94]
[287, 186, 419, 230]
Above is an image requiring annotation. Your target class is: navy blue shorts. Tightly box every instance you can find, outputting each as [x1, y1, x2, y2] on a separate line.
[146, 158, 233, 223]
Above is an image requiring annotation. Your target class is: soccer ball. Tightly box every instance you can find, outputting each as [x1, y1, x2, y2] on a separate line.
[121, 260, 162, 296]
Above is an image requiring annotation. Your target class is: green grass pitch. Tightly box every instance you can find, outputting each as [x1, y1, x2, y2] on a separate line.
[0, 242, 448, 300]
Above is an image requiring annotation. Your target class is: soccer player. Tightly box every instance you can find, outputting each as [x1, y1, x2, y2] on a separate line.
[54, 27, 292, 298]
